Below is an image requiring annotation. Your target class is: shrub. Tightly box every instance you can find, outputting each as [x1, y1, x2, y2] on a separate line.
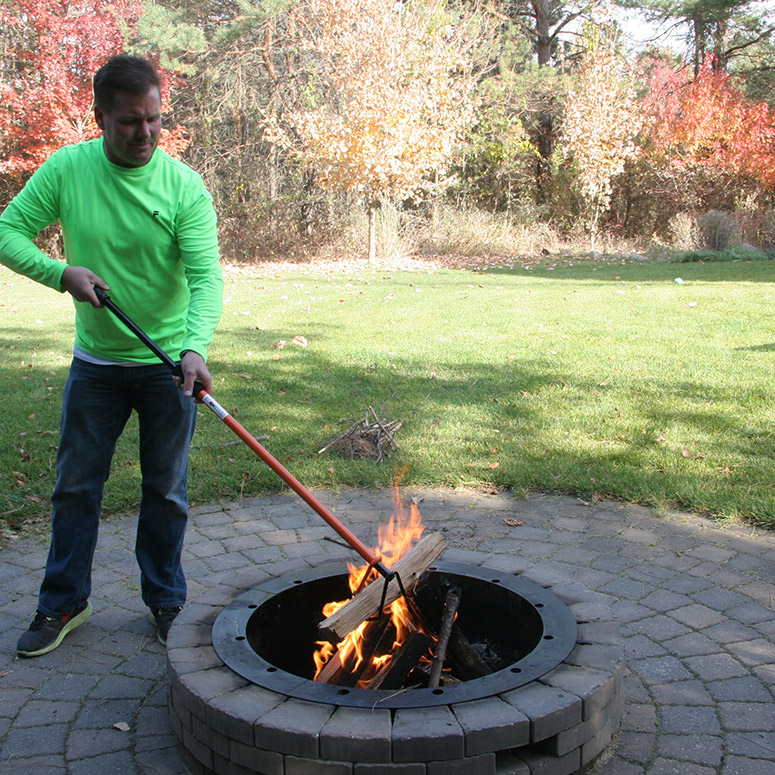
[668, 211, 698, 250]
[696, 210, 738, 251]
[417, 205, 562, 257]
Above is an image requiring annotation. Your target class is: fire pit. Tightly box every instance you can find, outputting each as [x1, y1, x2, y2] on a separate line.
[167, 553, 625, 775]
[212, 561, 577, 706]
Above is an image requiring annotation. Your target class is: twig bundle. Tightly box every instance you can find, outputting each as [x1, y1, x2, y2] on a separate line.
[319, 406, 402, 461]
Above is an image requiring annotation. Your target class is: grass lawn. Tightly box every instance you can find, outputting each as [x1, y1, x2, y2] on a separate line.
[2, 256, 775, 533]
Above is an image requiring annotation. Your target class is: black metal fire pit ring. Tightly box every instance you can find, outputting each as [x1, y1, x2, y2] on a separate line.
[212, 560, 578, 709]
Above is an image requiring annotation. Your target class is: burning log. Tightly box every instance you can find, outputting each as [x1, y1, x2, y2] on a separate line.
[318, 532, 446, 641]
[428, 590, 460, 688]
[316, 615, 393, 687]
[365, 630, 433, 690]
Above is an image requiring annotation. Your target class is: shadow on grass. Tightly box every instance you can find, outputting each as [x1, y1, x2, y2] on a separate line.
[186, 320, 775, 526]
[3, 262, 775, 529]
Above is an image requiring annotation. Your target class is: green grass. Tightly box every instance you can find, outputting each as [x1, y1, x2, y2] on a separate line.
[2, 257, 775, 532]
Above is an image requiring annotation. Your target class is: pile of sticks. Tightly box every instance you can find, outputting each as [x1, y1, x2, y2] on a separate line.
[318, 407, 402, 462]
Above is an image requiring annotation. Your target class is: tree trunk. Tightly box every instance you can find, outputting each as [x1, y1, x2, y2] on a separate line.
[368, 200, 377, 262]
[530, 0, 552, 65]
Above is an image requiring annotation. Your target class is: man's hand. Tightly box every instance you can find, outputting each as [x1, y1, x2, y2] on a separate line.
[61, 266, 109, 306]
[176, 350, 212, 397]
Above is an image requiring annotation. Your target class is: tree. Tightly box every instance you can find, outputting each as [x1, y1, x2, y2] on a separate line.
[561, 23, 641, 248]
[268, 0, 484, 260]
[642, 55, 775, 192]
[492, 0, 600, 65]
[0, 0, 189, 195]
[615, 0, 775, 74]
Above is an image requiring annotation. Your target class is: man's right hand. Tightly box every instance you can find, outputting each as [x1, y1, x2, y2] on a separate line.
[61, 266, 109, 307]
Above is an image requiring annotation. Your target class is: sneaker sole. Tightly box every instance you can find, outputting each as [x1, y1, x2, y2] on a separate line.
[147, 611, 165, 646]
[17, 602, 93, 658]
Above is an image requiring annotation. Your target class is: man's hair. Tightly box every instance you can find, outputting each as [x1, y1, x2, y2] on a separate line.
[93, 55, 162, 113]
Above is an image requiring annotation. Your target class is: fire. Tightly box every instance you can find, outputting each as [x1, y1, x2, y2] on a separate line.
[313, 486, 427, 684]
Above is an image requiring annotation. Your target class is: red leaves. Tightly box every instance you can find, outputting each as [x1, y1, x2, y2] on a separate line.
[642, 56, 775, 190]
[0, 0, 186, 178]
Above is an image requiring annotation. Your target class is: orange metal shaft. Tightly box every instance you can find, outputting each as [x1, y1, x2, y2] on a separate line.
[196, 389, 383, 570]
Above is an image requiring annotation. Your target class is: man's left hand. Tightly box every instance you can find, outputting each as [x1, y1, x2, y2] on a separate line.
[176, 350, 212, 397]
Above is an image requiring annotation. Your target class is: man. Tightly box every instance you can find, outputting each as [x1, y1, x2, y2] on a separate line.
[0, 55, 223, 656]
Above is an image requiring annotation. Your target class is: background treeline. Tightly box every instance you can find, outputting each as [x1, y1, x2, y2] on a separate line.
[2, 0, 775, 261]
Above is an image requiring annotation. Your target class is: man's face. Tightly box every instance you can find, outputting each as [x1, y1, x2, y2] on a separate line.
[94, 87, 162, 168]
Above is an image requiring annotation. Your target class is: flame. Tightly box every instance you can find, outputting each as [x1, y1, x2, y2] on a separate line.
[313, 482, 426, 683]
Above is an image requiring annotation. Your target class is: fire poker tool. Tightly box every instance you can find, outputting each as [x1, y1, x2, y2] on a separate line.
[94, 287, 445, 639]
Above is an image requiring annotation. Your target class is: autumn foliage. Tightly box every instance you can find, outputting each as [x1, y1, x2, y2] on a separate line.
[3, 0, 775, 252]
[562, 27, 641, 245]
[266, 0, 482, 257]
[0, 0, 188, 185]
[642, 57, 775, 191]
[0, 0, 140, 177]
[274, 0, 479, 203]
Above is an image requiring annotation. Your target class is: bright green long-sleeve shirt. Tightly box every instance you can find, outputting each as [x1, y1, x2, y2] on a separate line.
[0, 138, 223, 362]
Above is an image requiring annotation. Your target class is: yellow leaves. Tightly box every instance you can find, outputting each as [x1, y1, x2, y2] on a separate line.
[276, 0, 479, 202]
[563, 32, 641, 214]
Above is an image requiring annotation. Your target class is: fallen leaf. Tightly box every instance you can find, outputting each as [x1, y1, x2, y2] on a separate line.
[503, 518, 523, 527]
[682, 449, 691, 457]
[292, 335, 308, 347]
[721, 466, 731, 474]
[484, 462, 500, 469]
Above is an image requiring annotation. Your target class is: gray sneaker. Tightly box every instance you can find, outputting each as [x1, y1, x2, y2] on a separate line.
[17, 602, 93, 657]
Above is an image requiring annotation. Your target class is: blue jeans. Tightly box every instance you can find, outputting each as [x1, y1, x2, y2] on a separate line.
[38, 358, 197, 617]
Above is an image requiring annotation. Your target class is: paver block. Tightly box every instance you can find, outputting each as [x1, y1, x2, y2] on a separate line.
[206, 685, 286, 746]
[576, 621, 624, 647]
[501, 683, 582, 742]
[285, 754, 353, 774]
[192, 712, 230, 759]
[229, 739, 283, 774]
[494, 751, 530, 774]
[427, 752, 496, 775]
[320, 706, 392, 763]
[659, 705, 721, 736]
[539, 664, 617, 721]
[392, 706, 465, 763]
[684, 653, 747, 681]
[253, 698, 336, 757]
[548, 581, 601, 605]
[479, 555, 533, 575]
[565, 644, 625, 680]
[514, 746, 582, 775]
[451, 696, 529, 754]
[718, 701, 775, 732]
[181, 723, 215, 771]
[167, 622, 216, 650]
[354, 763, 425, 774]
[173, 666, 251, 720]
[212, 750, 274, 775]
[568, 601, 612, 623]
